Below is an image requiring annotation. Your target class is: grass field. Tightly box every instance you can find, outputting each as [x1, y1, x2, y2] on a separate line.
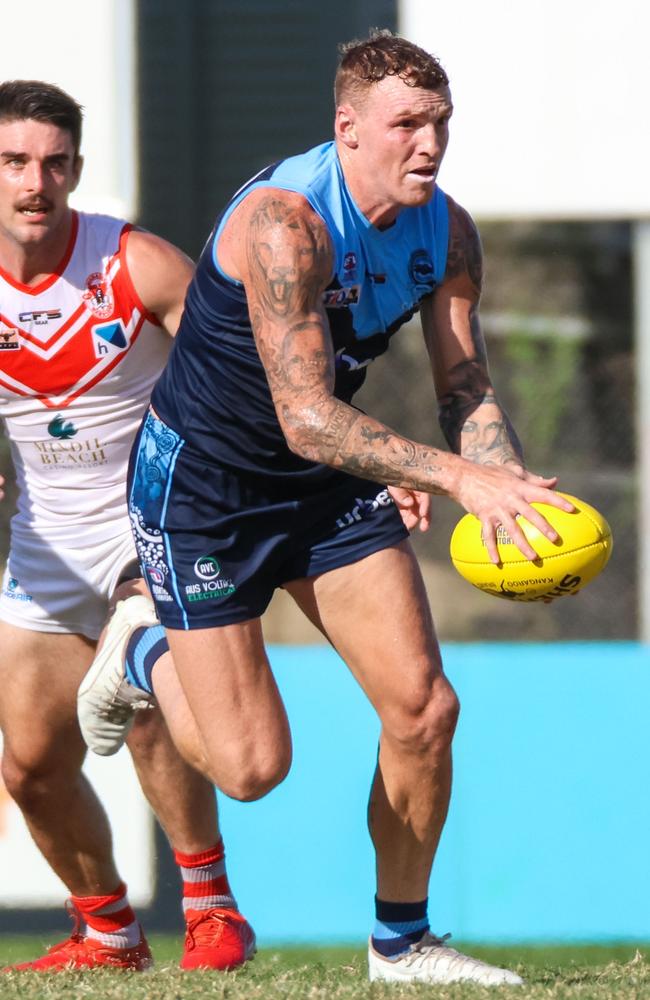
[0, 937, 650, 999]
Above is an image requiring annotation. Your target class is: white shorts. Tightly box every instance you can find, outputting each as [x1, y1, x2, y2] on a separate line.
[0, 517, 139, 640]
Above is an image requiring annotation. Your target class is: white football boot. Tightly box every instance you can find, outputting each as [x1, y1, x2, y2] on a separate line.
[368, 932, 524, 986]
[78, 594, 159, 756]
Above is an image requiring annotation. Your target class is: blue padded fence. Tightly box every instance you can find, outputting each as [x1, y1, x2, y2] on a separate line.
[218, 642, 650, 944]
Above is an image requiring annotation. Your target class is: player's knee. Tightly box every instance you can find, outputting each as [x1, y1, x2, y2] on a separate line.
[217, 745, 292, 802]
[386, 676, 460, 757]
[1, 751, 62, 812]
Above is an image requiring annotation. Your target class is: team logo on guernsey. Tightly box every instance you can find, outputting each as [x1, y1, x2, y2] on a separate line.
[0, 328, 20, 351]
[83, 271, 114, 319]
[408, 249, 435, 289]
[323, 284, 360, 309]
[342, 252, 357, 280]
[48, 414, 77, 440]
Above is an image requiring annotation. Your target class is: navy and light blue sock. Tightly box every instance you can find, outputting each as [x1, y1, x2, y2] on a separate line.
[124, 626, 168, 695]
[371, 897, 429, 958]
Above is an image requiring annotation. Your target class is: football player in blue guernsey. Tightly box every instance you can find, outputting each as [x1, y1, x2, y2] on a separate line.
[79, 30, 573, 986]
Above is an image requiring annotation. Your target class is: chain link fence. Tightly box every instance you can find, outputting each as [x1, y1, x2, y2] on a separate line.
[355, 220, 634, 640]
[0, 221, 634, 641]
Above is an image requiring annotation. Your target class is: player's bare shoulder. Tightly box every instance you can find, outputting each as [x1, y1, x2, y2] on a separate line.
[222, 188, 333, 309]
[442, 194, 483, 295]
[125, 228, 194, 335]
[125, 228, 194, 287]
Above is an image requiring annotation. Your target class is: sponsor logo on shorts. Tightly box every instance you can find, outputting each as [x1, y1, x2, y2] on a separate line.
[2, 577, 33, 602]
[186, 557, 236, 602]
[194, 556, 221, 581]
[335, 488, 393, 530]
[151, 583, 174, 602]
[145, 564, 174, 603]
[0, 327, 20, 351]
[146, 565, 165, 586]
[185, 579, 237, 603]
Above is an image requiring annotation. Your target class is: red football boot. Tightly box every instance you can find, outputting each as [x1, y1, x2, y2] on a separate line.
[2, 904, 152, 972]
[181, 907, 256, 970]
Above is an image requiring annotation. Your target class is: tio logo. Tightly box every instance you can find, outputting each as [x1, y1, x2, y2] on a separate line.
[194, 556, 221, 581]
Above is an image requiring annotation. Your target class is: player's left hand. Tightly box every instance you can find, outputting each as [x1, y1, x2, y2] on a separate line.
[388, 486, 431, 532]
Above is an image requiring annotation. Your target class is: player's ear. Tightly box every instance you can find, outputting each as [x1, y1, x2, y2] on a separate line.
[335, 105, 359, 149]
[70, 154, 84, 192]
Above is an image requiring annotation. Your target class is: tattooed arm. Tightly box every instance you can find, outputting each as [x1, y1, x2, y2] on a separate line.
[423, 196, 523, 468]
[236, 188, 460, 495]
[226, 188, 571, 560]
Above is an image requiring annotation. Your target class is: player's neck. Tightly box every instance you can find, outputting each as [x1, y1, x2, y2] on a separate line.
[0, 210, 75, 286]
[337, 148, 400, 230]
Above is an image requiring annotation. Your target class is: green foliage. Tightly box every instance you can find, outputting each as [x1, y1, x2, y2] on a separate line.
[501, 331, 583, 465]
[0, 940, 649, 999]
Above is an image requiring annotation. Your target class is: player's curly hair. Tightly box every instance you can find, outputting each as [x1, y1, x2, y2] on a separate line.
[335, 29, 449, 107]
[0, 80, 83, 158]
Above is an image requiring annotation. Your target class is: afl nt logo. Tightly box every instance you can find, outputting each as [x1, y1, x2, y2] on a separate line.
[194, 556, 221, 581]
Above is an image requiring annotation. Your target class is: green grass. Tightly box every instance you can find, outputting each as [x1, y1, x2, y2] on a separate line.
[0, 937, 650, 999]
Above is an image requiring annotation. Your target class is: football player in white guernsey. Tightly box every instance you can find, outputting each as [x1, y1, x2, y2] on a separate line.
[0, 81, 254, 972]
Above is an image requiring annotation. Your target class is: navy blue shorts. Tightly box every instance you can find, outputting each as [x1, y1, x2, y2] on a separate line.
[127, 411, 408, 629]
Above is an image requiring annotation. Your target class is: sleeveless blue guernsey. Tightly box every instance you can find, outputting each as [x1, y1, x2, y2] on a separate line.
[151, 141, 449, 489]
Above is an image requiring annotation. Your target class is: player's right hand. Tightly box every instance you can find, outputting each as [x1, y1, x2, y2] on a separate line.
[388, 486, 431, 532]
[453, 461, 574, 564]
[0, 473, 4, 501]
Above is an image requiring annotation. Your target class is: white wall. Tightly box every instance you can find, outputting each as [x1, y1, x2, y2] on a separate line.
[0, 735, 154, 907]
[0, 0, 137, 218]
[400, 0, 649, 219]
[0, 0, 152, 907]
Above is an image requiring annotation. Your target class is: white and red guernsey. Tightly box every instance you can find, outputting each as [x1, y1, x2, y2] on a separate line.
[0, 212, 170, 530]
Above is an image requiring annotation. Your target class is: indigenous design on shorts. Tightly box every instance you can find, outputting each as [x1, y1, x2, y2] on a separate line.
[129, 413, 183, 606]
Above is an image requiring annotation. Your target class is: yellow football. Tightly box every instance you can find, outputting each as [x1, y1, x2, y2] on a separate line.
[449, 492, 613, 602]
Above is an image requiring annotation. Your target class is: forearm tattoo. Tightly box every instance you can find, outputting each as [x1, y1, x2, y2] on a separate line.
[438, 360, 524, 466]
[436, 201, 524, 468]
[247, 195, 450, 492]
